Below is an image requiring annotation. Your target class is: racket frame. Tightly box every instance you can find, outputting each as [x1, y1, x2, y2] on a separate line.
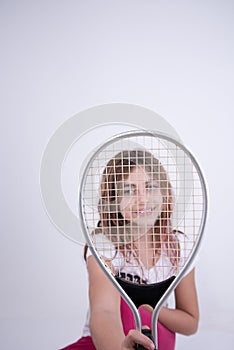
[79, 130, 208, 349]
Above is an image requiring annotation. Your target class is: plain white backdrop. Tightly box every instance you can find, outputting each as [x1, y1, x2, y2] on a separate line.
[1, 1, 234, 349]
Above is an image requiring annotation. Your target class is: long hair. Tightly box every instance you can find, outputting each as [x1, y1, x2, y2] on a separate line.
[96, 150, 180, 267]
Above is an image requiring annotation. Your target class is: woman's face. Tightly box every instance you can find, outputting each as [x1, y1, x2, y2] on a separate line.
[118, 166, 163, 230]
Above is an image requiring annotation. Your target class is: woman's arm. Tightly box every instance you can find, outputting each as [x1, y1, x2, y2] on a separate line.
[158, 268, 199, 335]
[87, 256, 155, 350]
[88, 255, 123, 349]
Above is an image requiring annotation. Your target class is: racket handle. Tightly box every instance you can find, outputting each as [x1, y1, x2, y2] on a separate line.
[135, 329, 156, 350]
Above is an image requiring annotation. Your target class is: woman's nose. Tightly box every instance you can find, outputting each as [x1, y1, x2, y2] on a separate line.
[136, 188, 148, 203]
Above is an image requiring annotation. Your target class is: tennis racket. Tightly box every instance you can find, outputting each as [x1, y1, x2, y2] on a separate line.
[79, 130, 207, 350]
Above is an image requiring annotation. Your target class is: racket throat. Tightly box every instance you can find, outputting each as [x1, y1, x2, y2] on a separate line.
[115, 275, 176, 309]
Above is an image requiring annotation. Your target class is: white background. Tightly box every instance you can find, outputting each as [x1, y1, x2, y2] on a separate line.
[1, 1, 234, 349]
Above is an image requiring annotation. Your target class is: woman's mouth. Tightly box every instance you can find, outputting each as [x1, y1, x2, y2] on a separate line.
[135, 207, 156, 217]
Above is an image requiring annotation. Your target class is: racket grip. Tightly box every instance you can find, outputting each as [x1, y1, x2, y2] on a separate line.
[135, 329, 156, 350]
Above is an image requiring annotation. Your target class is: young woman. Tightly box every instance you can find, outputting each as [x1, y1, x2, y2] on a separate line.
[61, 150, 199, 350]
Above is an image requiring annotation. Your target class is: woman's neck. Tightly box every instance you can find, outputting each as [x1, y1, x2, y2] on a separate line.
[134, 232, 161, 270]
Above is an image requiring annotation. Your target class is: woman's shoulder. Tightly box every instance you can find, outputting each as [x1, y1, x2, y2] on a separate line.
[174, 230, 198, 273]
[175, 230, 195, 252]
[86, 230, 117, 260]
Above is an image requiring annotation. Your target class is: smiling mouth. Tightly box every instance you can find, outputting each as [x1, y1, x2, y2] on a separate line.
[135, 207, 156, 217]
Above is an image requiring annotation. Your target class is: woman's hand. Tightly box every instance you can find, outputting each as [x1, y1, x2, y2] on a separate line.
[121, 329, 155, 350]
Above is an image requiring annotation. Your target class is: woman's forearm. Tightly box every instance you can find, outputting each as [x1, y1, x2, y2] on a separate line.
[90, 310, 125, 350]
[158, 307, 199, 335]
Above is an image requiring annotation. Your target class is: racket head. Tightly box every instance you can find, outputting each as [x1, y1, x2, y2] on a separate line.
[79, 130, 207, 331]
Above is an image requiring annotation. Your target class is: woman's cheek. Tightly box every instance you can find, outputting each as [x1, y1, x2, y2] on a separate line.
[119, 200, 132, 220]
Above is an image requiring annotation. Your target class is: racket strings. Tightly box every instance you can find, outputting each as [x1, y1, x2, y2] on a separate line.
[82, 134, 204, 284]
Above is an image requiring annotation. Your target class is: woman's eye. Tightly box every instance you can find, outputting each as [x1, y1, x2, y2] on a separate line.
[123, 189, 134, 195]
[147, 183, 158, 190]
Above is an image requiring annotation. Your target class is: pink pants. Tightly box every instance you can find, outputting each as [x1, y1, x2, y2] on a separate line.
[60, 299, 175, 350]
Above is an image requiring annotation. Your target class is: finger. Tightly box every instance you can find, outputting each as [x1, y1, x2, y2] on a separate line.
[142, 325, 150, 330]
[123, 329, 155, 350]
[141, 304, 153, 313]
